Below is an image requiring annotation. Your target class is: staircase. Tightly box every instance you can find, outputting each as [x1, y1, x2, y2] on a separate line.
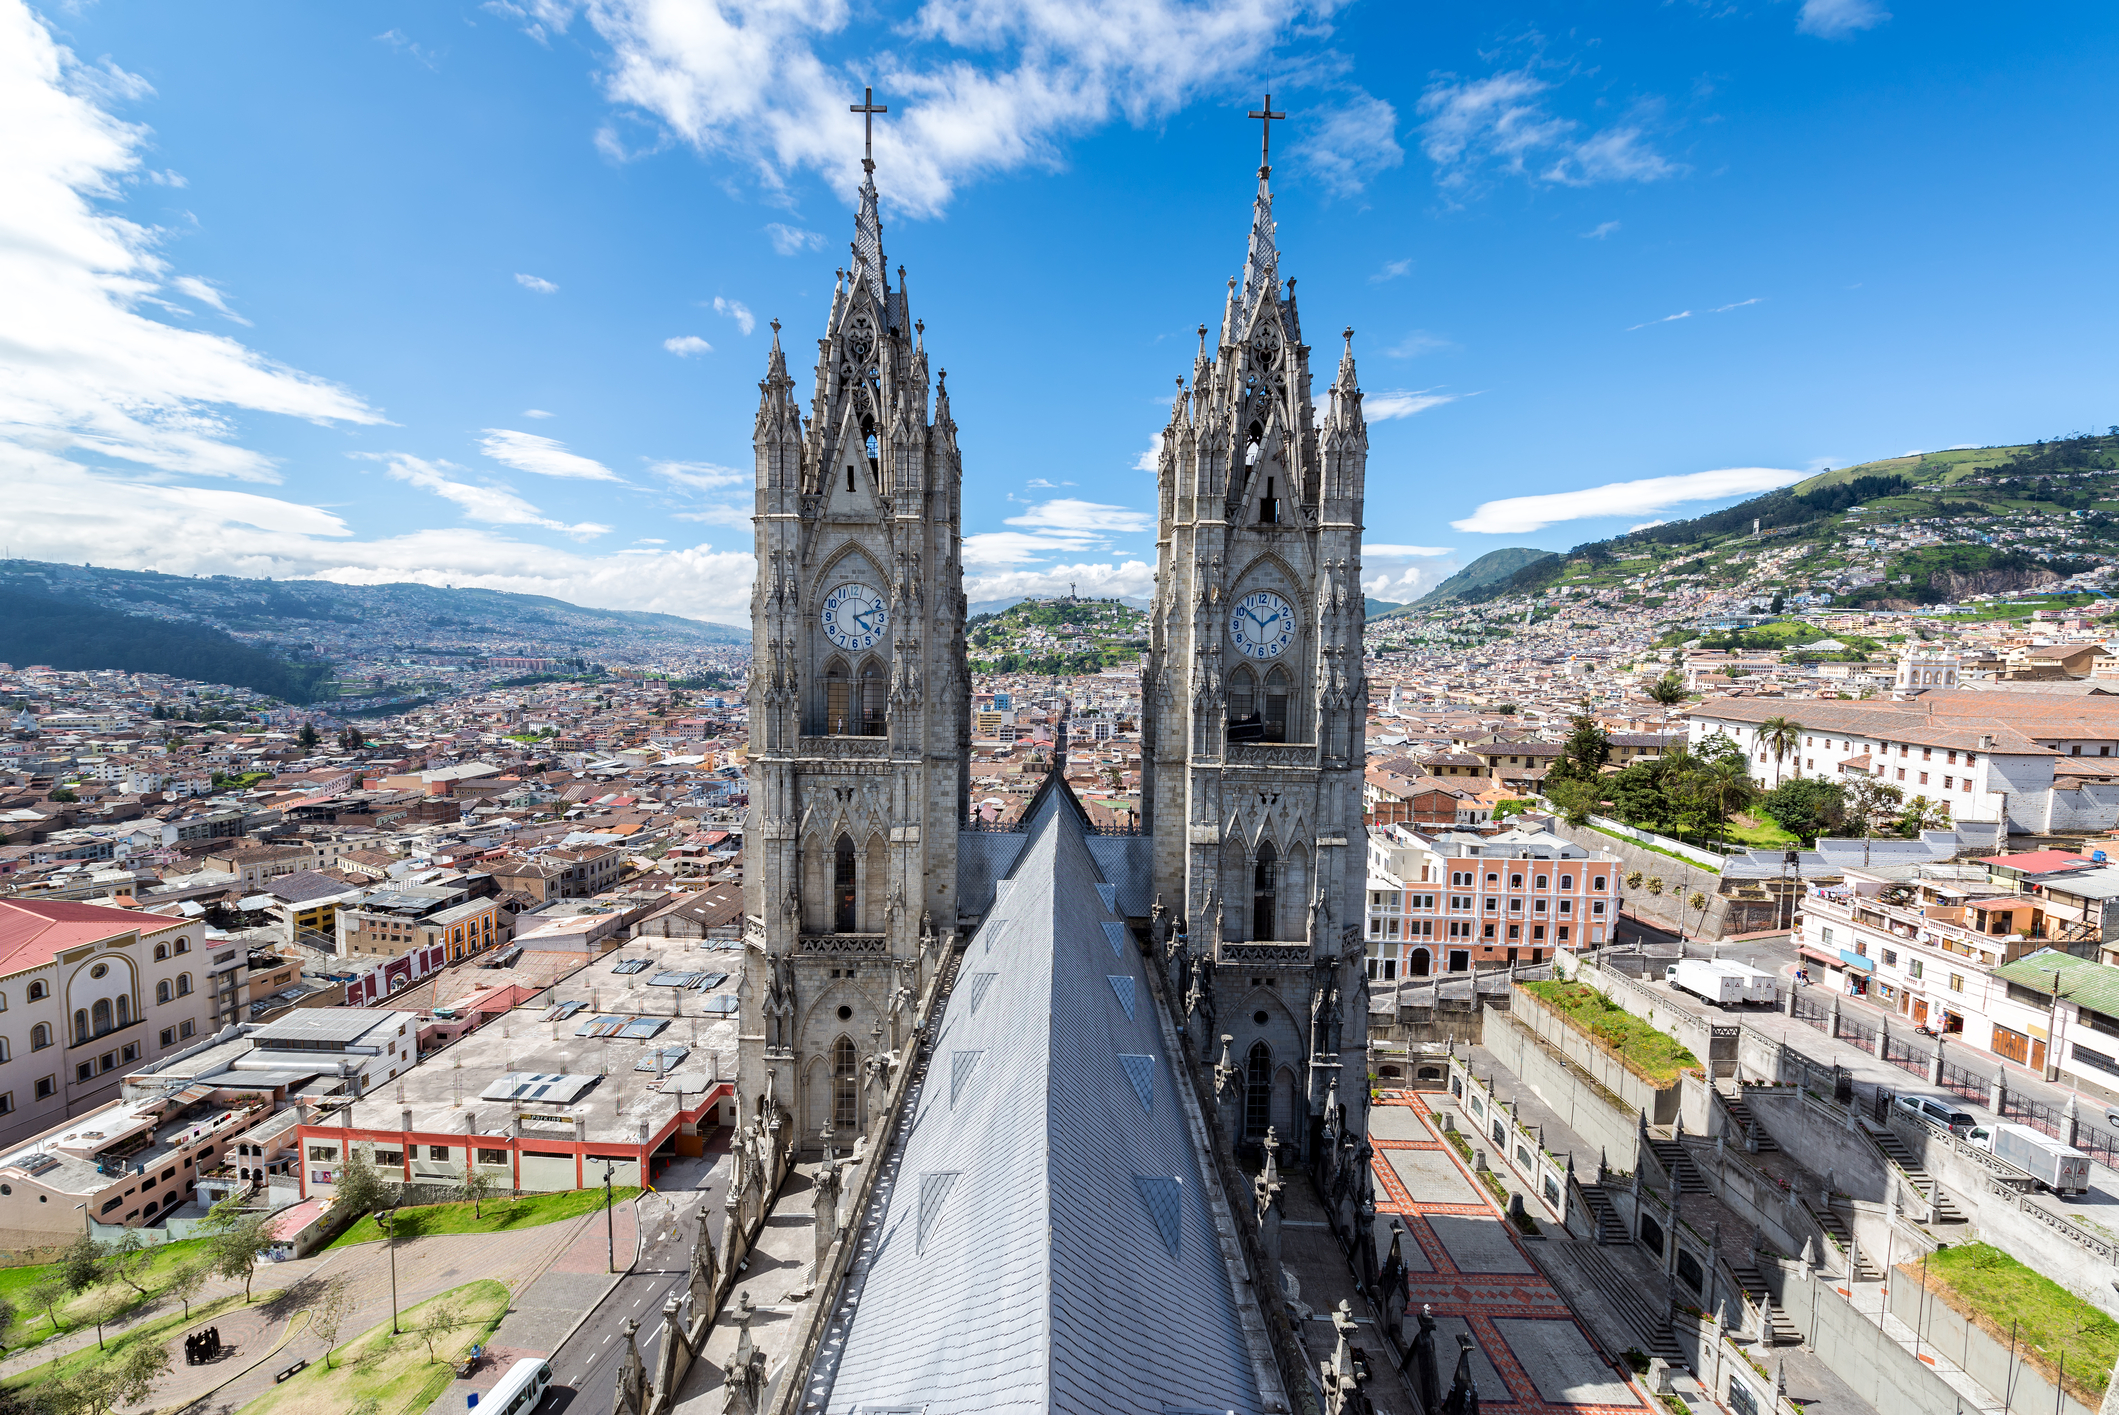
[1861, 1120, 1967, 1223]
[1648, 1139, 1710, 1193]
[1578, 1183, 1628, 1245]
[1722, 1090, 1780, 1154]
[1808, 1203, 1879, 1280]
[1728, 1263, 1802, 1346]
[1568, 1242, 1683, 1362]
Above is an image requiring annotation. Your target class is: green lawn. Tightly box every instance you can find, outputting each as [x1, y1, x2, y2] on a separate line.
[1920, 1243, 2119, 1404]
[326, 1186, 640, 1249]
[0, 1236, 213, 1349]
[2, 1289, 247, 1391]
[1519, 981, 1702, 1087]
[1720, 813, 1799, 848]
[235, 1279, 509, 1415]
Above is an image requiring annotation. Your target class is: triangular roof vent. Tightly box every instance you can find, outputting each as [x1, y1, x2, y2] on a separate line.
[1102, 922, 1129, 958]
[1118, 1053, 1155, 1112]
[950, 1050, 983, 1107]
[1095, 883, 1118, 913]
[1107, 974, 1137, 1020]
[962, 972, 997, 1016]
[1134, 1175, 1182, 1256]
[916, 1171, 958, 1254]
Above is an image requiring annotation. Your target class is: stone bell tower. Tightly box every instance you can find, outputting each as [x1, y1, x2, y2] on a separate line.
[1141, 114, 1372, 1160]
[738, 127, 969, 1154]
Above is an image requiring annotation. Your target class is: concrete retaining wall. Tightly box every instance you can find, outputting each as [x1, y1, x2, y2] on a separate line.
[1564, 956, 1742, 1083]
[1752, 1262, 1982, 1415]
[1741, 1087, 1895, 1206]
[1478, 1006, 1646, 1170]
[1888, 1268, 2097, 1415]
[1509, 986, 1684, 1124]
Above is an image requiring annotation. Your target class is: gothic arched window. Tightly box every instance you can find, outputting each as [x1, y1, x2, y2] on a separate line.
[859, 660, 884, 734]
[116, 995, 130, 1027]
[74, 1009, 89, 1045]
[833, 835, 858, 933]
[1263, 666, 1291, 743]
[177, 973, 192, 997]
[28, 981, 47, 1001]
[154, 944, 168, 962]
[157, 980, 172, 1005]
[1245, 1041, 1273, 1138]
[1253, 841, 1279, 941]
[1228, 666, 1256, 723]
[824, 657, 851, 735]
[31, 1023, 50, 1051]
[92, 999, 112, 1036]
[832, 1036, 859, 1130]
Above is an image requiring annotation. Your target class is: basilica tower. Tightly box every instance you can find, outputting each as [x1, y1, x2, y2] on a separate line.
[738, 146, 969, 1152]
[1140, 138, 1372, 1157]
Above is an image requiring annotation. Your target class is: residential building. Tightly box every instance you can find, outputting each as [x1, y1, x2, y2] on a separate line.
[1365, 823, 1620, 978]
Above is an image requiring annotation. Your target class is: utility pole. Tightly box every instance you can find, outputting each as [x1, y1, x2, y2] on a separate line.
[382, 1207, 401, 1334]
[604, 1159, 618, 1273]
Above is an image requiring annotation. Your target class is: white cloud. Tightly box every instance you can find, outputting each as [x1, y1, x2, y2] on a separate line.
[671, 504, 753, 528]
[0, 450, 756, 626]
[964, 560, 1157, 603]
[524, 408, 555, 418]
[372, 452, 612, 540]
[1629, 519, 1667, 532]
[478, 427, 621, 481]
[375, 27, 442, 68]
[1296, 91, 1403, 197]
[1383, 330, 1452, 358]
[0, 4, 382, 484]
[1133, 435, 1164, 472]
[1626, 297, 1759, 332]
[1417, 69, 1681, 194]
[171, 275, 250, 325]
[1363, 389, 1463, 421]
[650, 459, 747, 492]
[1581, 220, 1620, 239]
[1370, 258, 1413, 283]
[1004, 499, 1151, 533]
[764, 223, 825, 255]
[1451, 467, 1808, 534]
[1363, 563, 1452, 601]
[499, 0, 1332, 218]
[711, 296, 755, 336]
[664, 335, 712, 357]
[1362, 544, 1453, 557]
[515, 272, 559, 294]
[1799, 0, 1889, 38]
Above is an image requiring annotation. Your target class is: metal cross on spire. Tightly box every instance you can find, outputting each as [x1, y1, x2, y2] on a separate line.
[1247, 93, 1287, 173]
[851, 85, 889, 172]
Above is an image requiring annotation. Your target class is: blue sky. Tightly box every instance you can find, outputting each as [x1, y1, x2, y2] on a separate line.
[4, 0, 2116, 625]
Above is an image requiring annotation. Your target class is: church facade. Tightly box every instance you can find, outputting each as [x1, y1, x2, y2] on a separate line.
[738, 139, 1370, 1166]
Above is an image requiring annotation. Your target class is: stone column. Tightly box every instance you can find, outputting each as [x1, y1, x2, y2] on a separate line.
[1927, 1033, 1945, 1087]
[1990, 1069, 2008, 1114]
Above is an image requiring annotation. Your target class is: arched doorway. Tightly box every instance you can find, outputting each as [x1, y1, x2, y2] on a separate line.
[833, 835, 858, 932]
[1410, 948, 1432, 977]
[1252, 842, 1279, 941]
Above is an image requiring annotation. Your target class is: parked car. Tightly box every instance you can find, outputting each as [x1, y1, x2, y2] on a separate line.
[1894, 1093, 1977, 1131]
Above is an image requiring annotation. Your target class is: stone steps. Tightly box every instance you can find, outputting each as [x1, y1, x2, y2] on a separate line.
[1861, 1121, 1967, 1223]
[1722, 1092, 1780, 1153]
[1565, 1241, 1683, 1362]
[1578, 1183, 1628, 1245]
[1648, 1139, 1709, 1194]
[1729, 1264, 1801, 1346]
[1808, 1203, 1878, 1281]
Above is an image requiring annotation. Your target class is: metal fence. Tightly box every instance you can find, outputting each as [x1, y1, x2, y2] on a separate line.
[1791, 994, 1830, 1030]
[1838, 1016, 1877, 1055]
[1881, 1033, 1931, 1080]
[1938, 1058, 1989, 1105]
[2001, 1092, 2064, 1139]
[2075, 1117, 2119, 1169]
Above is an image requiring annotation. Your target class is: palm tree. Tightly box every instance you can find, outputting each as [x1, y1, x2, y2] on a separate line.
[1695, 755, 1758, 848]
[1757, 716, 1804, 784]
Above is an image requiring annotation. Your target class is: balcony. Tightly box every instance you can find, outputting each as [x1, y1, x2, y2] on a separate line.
[798, 933, 888, 955]
[1215, 940, 1312, 966]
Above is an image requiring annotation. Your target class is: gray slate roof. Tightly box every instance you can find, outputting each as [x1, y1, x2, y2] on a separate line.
[820, 799, 1264, 1414]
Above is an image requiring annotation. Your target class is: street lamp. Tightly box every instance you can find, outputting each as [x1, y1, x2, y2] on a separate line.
[600, 1158, 619, 1274]
[380, 1206, 401, 1334]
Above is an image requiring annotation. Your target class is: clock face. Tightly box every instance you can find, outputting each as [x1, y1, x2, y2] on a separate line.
[1229, 590, 1296, 660]
[821, 582, 888, 653]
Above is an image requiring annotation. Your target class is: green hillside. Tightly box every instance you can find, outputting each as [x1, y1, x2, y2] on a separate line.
[1471, 433, 2119, 608]
[0, 588, 332, 702]
[1410, 547, 1558, 607]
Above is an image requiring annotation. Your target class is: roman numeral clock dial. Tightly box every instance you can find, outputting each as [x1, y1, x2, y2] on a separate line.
[822, 582, 888, 652]
[1228, 590, 1295, 659]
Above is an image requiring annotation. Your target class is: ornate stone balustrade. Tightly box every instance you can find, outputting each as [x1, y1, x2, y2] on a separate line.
[799, 934, 889, 955]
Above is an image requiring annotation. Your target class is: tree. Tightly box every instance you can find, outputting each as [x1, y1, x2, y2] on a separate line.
[1608, 761, 1671, 829]
[1756, 716, 1804, 780]
[81, 1288, 127, 1351]
[416, 1298, 466, 1363]
[166, 1259, 207, 1320]
[1842, 776, 1905, 839]
[1647, 671, 1687, 706]
[1691, 755, 1759, 847]
[1898, 794, 1952, 836]
[1644, 876, 1666, 899]
[332, 1150, 391, 1222]
[1763, 778, 1845, 843]
[104, 1231, 152, 1296]
[1770, 592, 1786, 615]
[50, 1340, 169, 1415]
[1545, 776, 1601, 826]
[458, 1166, 500, 1220]
[203, 1198, 274, 1301]
[57, 1233, 102, 1294]
[309, 1277, 354, 1369]
[0, 1296, 15, 1354]
[297, 722, 320, 749]
[1551, 714, 1611, 784]
[25, 1277, 67, 1334]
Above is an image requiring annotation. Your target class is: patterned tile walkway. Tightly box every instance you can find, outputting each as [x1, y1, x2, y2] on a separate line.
[1373, 1093, 1646, 1415]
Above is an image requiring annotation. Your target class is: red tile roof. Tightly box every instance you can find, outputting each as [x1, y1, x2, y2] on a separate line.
[0, 898, 175, 977]
[1978, 850, 2094, 874]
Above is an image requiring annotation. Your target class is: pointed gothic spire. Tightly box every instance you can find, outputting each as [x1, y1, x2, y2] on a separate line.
[1238, 169, 1280, 326]
[853, 168, 886, 302]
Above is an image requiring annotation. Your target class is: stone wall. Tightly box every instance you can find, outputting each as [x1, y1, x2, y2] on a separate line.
[1508, 986, 1683, 1124]
[1887, 1267, 2097, 1415]
[1749, 1260, 1981, 1415]
[1562, 955, 1743, 1082]
[1740, 1087, 1895, 1206]
[1477, 1005, 1648, 1169]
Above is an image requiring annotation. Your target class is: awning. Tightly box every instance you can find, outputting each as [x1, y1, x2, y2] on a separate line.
[1839, 950, 1875, 972]
[1798, 948, 1839, 968]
